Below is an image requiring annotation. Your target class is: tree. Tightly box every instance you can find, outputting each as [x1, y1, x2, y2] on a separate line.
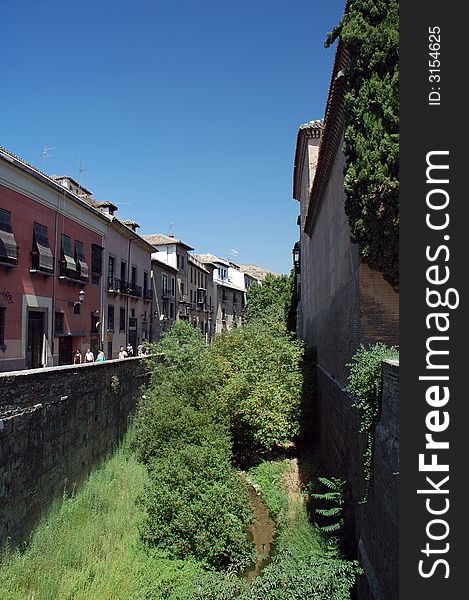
[326, 0, 399, 289]
[244, 273, 294, 326]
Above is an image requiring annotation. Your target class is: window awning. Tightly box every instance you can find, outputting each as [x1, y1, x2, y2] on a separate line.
[0, 230, 18, 263]
[36, 243, 54, 271]
[64, 254, 77, 271]
[77, 259, 89, 279]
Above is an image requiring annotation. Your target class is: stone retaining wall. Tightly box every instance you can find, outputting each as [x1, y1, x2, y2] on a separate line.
[0, 357, 151, 545]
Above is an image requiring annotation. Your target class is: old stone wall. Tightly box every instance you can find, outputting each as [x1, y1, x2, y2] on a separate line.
[315, 360, 399, 600]
[0, 357, 150, 545]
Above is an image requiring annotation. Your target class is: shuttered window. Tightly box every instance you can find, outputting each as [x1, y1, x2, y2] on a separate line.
[32, 223, 54, 272]
[61, 235, 77, 272]
[74, 241, 89, 281]
[0, 209, 18, 265]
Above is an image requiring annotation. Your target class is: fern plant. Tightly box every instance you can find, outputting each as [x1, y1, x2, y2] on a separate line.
[310, 477, 345, 534]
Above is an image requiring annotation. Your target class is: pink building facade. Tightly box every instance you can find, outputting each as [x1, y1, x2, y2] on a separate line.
[0, 149, 107, 371]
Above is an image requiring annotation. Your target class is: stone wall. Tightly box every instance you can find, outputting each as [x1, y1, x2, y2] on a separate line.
[315, 359, 399, 600]
[0, 357, 150, 545]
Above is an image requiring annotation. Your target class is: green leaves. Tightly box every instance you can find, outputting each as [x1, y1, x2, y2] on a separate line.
[346, 343, 399, 499]
[329, 0, 399, 288]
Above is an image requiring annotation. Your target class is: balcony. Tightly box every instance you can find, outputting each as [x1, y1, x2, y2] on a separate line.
[107, 276, 121, 292]
[143, 288, 152, 301]
[60, 260, 88, 283]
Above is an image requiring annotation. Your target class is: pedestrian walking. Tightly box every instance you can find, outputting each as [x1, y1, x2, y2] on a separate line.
[118, 345, 128, 359]
[84, 348, 94, 363]
[73, 349, 82, 364]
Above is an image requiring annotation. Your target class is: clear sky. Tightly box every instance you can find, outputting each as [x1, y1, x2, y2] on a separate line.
[1, 0, 344, 274]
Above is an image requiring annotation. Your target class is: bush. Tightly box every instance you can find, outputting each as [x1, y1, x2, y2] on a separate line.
[346, 343, 399, 498]
[209, 320, 303, 453]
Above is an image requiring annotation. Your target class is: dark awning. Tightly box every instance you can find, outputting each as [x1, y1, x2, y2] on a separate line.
[0, 230, 18, 263]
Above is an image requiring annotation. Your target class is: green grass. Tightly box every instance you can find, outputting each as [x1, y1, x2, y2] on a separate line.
[248, 459, 325, 560]
[0, 436, 201, 600]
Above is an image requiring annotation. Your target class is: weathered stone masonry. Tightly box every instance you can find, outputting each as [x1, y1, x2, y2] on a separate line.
[315, 360, 399, 600]
[0, 357, 150, 545]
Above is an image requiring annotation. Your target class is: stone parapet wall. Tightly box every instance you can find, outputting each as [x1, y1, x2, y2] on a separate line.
[315, 359, 399, 600]
[0, 357, 151, 545]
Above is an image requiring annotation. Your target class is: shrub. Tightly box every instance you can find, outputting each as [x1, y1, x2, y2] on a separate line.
[346, 343, 399, 498]
[210, 320, 303, 453]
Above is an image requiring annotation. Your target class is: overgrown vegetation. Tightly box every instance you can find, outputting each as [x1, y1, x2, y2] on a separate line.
[346, 342, 399, 499]
[0, 434, 201, 600]
[310, 476, 346, 535]
[133, 321, 254, 571]
[243, 272, 294, 326]
[325, 0, 399, 289]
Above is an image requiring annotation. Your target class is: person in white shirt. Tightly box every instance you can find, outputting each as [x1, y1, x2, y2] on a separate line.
[118, 345, 128, 359]
[84, 349, 94, 363]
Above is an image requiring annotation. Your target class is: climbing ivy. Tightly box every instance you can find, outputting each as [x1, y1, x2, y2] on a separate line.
[346, 343, 399, 501]
[326, 0, 399, 289]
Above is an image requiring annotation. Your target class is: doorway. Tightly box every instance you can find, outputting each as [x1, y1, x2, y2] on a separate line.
[58, 337, 73, 366]
[27, 311, 45, 369]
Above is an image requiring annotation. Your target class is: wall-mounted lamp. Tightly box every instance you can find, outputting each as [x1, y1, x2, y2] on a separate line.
[68, 289, 86, 307]
[292, 242, 301, 273]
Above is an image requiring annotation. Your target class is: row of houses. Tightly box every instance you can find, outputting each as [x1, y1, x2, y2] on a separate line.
[0, 147, 265, 372]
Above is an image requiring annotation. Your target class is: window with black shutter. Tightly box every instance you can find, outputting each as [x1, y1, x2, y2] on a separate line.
[0, 208, 18, 266]
[74, 241, 89, 281]
[107, 305, 115, 331]
[91, 244, 103, 284]
[120, 307, 126, 332]
[55, 312, 64, 335]
[61, 235, 77, 275]
[32, 223, 54, 272]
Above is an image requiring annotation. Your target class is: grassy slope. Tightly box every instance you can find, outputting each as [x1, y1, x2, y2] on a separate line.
[0, 440, 200, 600]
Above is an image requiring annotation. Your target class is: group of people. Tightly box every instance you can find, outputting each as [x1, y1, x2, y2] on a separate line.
[73, 342, 149, 364]
[73, 348, 105, 364]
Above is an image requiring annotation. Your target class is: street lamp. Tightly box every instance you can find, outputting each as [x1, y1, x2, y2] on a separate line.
[78, 289, 86, 303]
[292, 242, 301, 273]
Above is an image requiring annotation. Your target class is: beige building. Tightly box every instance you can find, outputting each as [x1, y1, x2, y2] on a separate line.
[150, 256, 178, 341]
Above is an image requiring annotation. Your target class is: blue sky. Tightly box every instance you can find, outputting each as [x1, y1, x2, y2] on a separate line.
[1, 0, 344, 274]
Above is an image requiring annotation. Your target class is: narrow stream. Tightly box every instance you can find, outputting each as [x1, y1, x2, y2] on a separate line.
[242, 484, 277, 582]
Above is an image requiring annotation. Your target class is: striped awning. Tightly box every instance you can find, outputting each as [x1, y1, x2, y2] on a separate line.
[64, 254, 77, 271]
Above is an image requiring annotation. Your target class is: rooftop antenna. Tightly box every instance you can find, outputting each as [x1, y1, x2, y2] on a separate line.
[41, 145, 54, 171]
[168, 222, 174, 236]
[73, 159, 86, 183]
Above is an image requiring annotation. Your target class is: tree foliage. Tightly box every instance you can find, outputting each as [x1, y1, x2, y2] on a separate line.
[326, 0, 399, 289]
[209, 319, 303, 453]
[244, 273, 294, 326]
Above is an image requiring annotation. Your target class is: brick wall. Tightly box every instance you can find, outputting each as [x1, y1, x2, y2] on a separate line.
[315, 360, 399, 600]
[0, 357, 150, 545]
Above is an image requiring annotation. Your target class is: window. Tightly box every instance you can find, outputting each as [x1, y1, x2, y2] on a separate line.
[163, 299, 169, 318]
[171, 277, 175, 296]
[91, 245, 103, 284]
[0, 208, 18, 266]
[61, 235, 77, 274]
[0, 307, 6, 346]
[120, 261, 127, 284]
[180, 282, 185, 295]
[74, 241, 89, 281]
[131, 265, 137, 286]
[177, 254, 180, 268]
[32, 223, 54, 272]
[143, 271, 148, 295]
[55, 312, 64, 335]
[162, 273, 168, 295]
[120, 307, 126, 332]
[190, 267, 193, 284]
[108, 256, 115, 286]
[181, 255, 185, 271]
[107, 305, 115, 331]
[73, 302, 81, 315]
[233, 292, 237, 304]
[170, 302, 174, 318]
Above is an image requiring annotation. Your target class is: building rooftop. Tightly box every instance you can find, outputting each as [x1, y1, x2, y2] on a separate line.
[142, 233, 194, 251]
[193, 253, 230, 267]
[237, 264, 277, 280]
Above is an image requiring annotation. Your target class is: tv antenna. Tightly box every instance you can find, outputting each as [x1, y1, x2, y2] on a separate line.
[73, 159, 86, 183]
[41, 145, 54, 171]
